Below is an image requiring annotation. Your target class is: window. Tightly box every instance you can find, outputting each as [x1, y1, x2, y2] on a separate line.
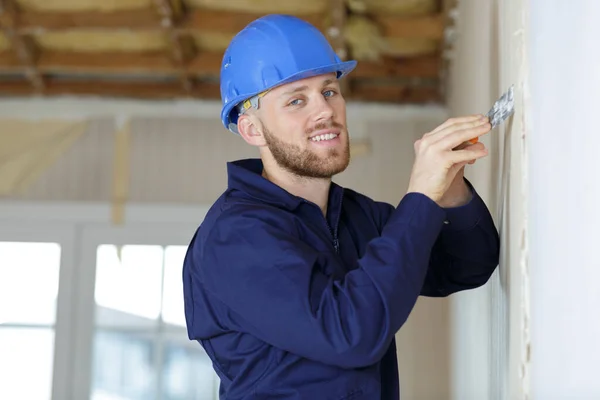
[0, 242, 62, 400]
[0, 207, 214, 400]
[90, 244, 218, 400]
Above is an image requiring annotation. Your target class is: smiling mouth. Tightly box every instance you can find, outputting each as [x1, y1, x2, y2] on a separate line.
[309, 132, 340, 142]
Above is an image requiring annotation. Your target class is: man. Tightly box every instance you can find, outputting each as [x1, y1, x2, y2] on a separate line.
[182, 14, 499, 400]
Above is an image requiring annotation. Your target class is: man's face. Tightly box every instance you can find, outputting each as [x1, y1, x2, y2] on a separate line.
[252, 73, 350, 179]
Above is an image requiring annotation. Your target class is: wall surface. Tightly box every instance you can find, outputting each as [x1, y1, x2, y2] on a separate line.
[528, 1, 600, 398]
[447, 0, 530, 398]
[0, 100, 453, 399]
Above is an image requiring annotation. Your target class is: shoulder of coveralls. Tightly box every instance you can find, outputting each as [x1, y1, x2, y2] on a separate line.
[194, 193, 302, 257]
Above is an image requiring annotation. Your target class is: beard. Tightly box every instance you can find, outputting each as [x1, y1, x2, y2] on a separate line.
[261, 120, 351, 179]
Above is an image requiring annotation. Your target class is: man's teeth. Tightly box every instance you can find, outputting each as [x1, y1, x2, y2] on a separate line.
[310, 133, 338, 142]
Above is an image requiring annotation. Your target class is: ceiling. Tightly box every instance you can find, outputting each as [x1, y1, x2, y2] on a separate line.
[0, 0, 456, 105]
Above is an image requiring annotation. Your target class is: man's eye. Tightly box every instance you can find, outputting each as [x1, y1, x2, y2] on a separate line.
[289, 99, 302, 106]
[323, 90, 337, 97]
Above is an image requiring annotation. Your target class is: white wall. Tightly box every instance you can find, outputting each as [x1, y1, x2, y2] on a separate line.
[447, 0, 530, 398]
[0, 99, 445, 205]
[528, 1, 600, 398]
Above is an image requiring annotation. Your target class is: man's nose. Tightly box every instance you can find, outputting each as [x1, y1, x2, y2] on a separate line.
[313, 95, 335, 122]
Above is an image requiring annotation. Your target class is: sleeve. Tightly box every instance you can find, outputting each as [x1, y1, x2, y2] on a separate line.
[189, 193, 446, 369]
[419, 179, 500, 297]
[367, 179, 500, 297]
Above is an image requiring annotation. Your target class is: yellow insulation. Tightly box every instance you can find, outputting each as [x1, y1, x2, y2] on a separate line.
[0, 34, 10, 52]
[345, 16, 437, 61]
[185, 0, 328, 15]
[15, 0, 152, 12]
[35, 31, 168, 53]
[346, 0, 438, 15]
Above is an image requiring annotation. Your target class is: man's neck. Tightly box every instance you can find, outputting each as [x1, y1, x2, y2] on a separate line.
[262, 164, 331, 216]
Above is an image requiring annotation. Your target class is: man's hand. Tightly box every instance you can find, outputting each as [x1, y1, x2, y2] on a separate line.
[406, 115, 491, 205]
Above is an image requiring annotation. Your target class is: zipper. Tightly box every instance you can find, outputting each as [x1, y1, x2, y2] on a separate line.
[330, 192, 343, 254]
[303, 198, 341, 254]
[325, 219, 339, 254]
[331, 226, 340, 253]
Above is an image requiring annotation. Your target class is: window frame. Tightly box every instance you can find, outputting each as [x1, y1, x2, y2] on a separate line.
[0, 201, 212, 400]
[73, 223, 203, 400]
[0, 222, 78, 400]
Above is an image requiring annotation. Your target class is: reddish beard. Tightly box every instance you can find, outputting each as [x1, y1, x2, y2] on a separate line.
[262, 120, 350, 179]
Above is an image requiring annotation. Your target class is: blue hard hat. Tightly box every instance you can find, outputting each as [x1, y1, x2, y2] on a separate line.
[219, 14, 357, 133]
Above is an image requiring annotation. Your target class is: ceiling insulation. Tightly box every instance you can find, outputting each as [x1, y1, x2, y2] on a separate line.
[14, 0, 152, 12]
[35, 31, 169, 53]
[0, 0, 454, 104]
[186, 0, 328, 14]
[347, 0, 437, 15]
[0, 34, 10, 51]
[345, 16, 438, 61]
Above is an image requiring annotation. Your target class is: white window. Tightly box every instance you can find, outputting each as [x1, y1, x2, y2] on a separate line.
[0, 241, 61, 400]
[0, 224, 77, 400]
[89, 244, 217, 400]
[0, 205, 218, 400]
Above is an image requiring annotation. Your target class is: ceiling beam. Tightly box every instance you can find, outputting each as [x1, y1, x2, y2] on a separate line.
[0, 78, 220, 98]
[14, 9, 326, 34]
[0, 78, 441, 104]
[179, 10, 325, 34]
[352, 55, 441, 79]
[10, 9, 443, 39]
[0, 50, 441, 79]
[152, 0, 195, 92]
[326, 0, 350, 96]
[375, 14, 445, 39]
[0, 0, 44, 91]
[351, 82, 441, 103]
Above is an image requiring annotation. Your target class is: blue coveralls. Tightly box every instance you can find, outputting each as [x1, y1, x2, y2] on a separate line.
[183, 158, 500, 399]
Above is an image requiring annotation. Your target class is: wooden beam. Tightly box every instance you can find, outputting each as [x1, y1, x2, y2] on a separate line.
[17, 9, 159, 32]
[351, 82, 441, 103]
[14, 9, 325, 34]
[152, 0, 195, 91]
[0, 50, 440, 79]
[0, 0, 17, 29]
[0, 49, 20, 69]
[326, 0, 350, 96]
[0, 78, 220, 98]
[180, 10, 324, 34]
[0, 78, 441, 104]
[375, 14, 445, 39]
[11, 9, 443, 40]
[0, 0, 44, 91]
[354, 56, 441, 79]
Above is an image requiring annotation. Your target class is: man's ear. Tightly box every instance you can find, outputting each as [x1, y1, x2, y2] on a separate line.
[237, 114, 266, 147]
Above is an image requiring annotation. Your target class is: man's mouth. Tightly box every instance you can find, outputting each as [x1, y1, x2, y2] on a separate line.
[310, 133, 340, 142]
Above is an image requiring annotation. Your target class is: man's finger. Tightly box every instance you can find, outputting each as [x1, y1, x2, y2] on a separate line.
[425, 114, 484, 137]
[437, 121, 491, 150]
[455, 141, 485, 152]
[429, 117, 489, 146]
[448, 146, 489, 165]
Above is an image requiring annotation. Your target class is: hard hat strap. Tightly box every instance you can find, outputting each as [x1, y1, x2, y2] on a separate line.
[237, 90, 269, 116]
